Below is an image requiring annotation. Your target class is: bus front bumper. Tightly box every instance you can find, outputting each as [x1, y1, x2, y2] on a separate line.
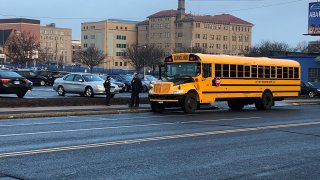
[149, 94, 184, 104]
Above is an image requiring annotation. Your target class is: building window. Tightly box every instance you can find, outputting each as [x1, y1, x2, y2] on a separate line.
[124, 62, 127, 66]
[203, 34, 207, 40]
[177, 32, 183, 38]
[195, 34, 200, 39]
[196, 23, 201, 28]
[91, 35, 95, 39]
[115, 62, 118, 66]
[90, 26, 95, 29]
[120, 62, 123, 66]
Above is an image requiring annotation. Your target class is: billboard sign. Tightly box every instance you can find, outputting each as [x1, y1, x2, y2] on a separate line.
[309, 2, 320, 35]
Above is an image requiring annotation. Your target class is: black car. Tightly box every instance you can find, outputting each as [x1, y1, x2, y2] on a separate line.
[0, 70, 32, 98]
[301, 81, 320, 98]
[14, 69, 47, 86]
[109, 74, 132, 92]
[35, 70, 55, 85]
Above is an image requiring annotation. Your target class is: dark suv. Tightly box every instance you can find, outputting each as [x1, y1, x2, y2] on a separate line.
[300, 81, 320, 98]
[14, 69, 47, 86]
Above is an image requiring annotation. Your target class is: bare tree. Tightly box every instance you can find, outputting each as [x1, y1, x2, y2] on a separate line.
[38, 47, 53, 69]
[123, 44, 165, 71]
[4, 31, 40, 67]
[242, 41, 292, 57]
[76, 46, 106, 73]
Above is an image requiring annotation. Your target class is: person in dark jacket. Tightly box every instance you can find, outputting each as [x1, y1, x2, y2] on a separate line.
[103, 76, 111, 106]
[130, 73, 142, 108]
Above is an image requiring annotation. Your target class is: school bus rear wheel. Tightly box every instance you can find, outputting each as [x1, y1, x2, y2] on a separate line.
[255, 91, 273, 110]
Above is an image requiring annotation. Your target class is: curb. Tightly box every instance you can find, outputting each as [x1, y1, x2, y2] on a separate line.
[0, 108, 151, 120]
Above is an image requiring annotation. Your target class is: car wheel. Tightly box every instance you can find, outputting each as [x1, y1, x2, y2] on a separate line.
[143, 85, 148, 92]
[57, 86, 66, 96]
[16, 92, 27, 98]
[124, 85, 129, 92]
[308, 91, 315, 98]
[40, 80, 46, 86]
[85, 87, 94, 97]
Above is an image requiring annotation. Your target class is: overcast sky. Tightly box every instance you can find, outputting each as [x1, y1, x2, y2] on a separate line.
[0, 0, 316, 47]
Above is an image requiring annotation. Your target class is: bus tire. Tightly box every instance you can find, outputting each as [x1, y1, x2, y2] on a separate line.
[150, 102, 164, 113]
[255, 91, 273, 110]
[228, 100, 244, 110]
[182, 93, 198, 113]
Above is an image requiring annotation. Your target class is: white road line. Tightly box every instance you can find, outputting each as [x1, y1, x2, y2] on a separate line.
[0, 121, 319, 158]
[0, 114, 193, 127]
[0, 117, 261, 137]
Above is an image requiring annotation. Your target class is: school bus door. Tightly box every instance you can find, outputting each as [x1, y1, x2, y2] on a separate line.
[200, 63, 215, 103]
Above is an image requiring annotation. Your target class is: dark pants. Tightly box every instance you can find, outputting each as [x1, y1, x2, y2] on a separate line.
[130, 92, 140, 107]
[105, 91, 111, 105]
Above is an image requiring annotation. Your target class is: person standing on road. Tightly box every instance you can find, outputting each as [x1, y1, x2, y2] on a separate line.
[130, 72, 142, 108]
[103, 76, 111, 106]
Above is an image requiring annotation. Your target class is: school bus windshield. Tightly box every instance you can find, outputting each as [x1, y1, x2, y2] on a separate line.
[165, 62, 200, 78]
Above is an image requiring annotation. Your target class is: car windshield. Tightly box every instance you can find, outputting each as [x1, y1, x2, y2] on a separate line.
[164, 62, 200, 78]
[83, 74, 103, 82]
[145, 76, 158, 81]
[305, 82, 315, 88]
[122, 75, 132, 81]
[0, 71, 22, 78]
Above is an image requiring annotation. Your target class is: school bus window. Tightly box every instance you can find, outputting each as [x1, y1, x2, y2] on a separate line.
[294, 67, 299, 78]
[283, 67, 288, 78]
[223, 64, 229, 77]
[265, 66, 270, 79]
[230, 64, 236, 78]
[277, 67, 282, 78]
[288, 67, 294, 79]
[271, 66, 276, 78]
[258, 66, 264, 78]
[215, 64, 221, 77]
[238, 65, 244, 78]
[244, 65, 250, 78]
[202, 63, 212, 78]
[251, 65, 257, 78]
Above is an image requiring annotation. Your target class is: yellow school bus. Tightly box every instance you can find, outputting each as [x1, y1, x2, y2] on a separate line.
[148, 53, 300, 113]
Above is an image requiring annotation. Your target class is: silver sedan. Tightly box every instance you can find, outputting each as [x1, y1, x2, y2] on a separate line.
[53, 73, 119, 97]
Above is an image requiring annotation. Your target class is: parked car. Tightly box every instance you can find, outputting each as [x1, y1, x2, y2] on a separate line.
[14, 69, 47, 86]
[0, 70, 32, 98]
[100, 75, 126, 93]
[53, 73, 119, 98]
[142, 75, 161, 90]
[300, 81, 320, 98]
[109, 74, 132, 92]
[35, 70, 55, 85]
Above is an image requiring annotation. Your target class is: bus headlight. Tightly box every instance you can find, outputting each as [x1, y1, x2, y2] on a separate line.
[172, 90, 184, 94]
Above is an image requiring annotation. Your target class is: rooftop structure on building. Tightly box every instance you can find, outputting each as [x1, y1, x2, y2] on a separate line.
[0, 18, 40, 25]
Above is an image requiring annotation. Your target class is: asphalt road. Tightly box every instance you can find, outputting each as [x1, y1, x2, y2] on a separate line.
[0, 86, 149, 99]
[0, 104, 320, 179]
